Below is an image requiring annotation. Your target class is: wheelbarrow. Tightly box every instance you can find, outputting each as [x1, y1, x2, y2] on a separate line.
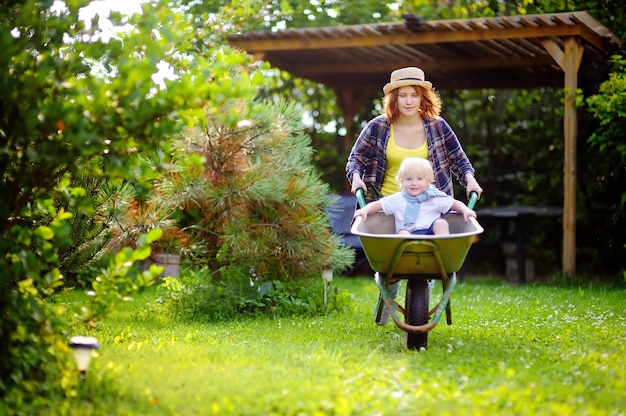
[350, 189, 483, 350]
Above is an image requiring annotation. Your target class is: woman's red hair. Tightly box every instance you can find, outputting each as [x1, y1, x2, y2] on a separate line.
[383, 85, 442, 124]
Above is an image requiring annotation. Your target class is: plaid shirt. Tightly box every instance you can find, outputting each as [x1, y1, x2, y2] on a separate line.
[346, 115, 475, 200]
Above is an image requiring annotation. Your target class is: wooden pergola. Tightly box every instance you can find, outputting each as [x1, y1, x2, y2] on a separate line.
[228, 11, 622, 277]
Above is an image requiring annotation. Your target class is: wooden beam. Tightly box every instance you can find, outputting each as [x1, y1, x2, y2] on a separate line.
[310, 74, 562, 92]
[541, 36, 584, 277]
[570, 12, 621, 51]
[229, 25, 584, 53]
[541, 39, 565, 70]
[285, 55, 557, 77]
[561, 37, 583, 277]
[541, 39, 583, 71]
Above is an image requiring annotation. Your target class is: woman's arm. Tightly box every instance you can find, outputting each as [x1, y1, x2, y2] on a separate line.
[429, 117, 483, 199]
[440, 119, 474, 185]
[346, 123, 375, 185]
[346, 115, 389, 196]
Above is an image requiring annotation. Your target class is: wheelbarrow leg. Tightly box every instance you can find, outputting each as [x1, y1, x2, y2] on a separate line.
[444, 273, 453, 325]
[431, 274, 454, 325]
[374, 274, 400, 325]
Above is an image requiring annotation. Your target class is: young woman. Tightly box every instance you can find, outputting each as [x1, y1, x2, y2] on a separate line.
[346, 66, 483, 202]
[345, 67, 482, 325]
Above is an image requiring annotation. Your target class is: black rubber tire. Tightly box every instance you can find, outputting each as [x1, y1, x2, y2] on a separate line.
[405, 278, 430, 350]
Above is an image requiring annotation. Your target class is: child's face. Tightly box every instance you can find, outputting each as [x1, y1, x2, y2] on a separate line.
[401, 170, 430, 196]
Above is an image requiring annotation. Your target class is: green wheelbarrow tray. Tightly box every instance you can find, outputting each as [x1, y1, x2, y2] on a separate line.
[350, 209, 484, 335]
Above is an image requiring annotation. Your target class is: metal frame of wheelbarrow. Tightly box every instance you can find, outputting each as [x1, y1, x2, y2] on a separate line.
[374, 240, 456, 334]
[355, 189, 477, 335]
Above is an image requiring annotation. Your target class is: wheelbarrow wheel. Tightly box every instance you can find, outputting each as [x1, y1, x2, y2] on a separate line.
[405, 278, 430, 350]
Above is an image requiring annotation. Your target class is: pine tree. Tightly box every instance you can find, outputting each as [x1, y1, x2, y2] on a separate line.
[157, 98, 355, 283]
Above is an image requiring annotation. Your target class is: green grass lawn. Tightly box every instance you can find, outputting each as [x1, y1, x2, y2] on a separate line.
[54, 276, 625, 415]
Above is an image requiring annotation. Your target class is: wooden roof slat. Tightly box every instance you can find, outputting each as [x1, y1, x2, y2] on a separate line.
[498, 38, 527, 55]
[481, 18, 505, 30]
[497, 16, 523, 29]
[318, 28, 341, 39]
[395, 44, 431, 61]
[550, 14, 572, 26]
[480, 39, 518, 58]
[361, 26, 383, 36]
[505, 37, 546, 56]
[466, 41, 498, 58]
[449, 21, 474, 32]
[533, 14, 559, 27]
[467, 20, 490, 30]
[341, 27, 362, 37]
[517, 15, 543, 28]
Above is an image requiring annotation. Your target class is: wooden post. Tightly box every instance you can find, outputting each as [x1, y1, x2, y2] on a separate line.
[541, 37, 583, 278]
[562, 38, 583, 277]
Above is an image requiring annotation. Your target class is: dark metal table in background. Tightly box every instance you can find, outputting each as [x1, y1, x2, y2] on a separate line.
[475, 206, 563, 283]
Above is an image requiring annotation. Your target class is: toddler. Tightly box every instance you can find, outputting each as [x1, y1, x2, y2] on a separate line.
[354, 157, 476, 235]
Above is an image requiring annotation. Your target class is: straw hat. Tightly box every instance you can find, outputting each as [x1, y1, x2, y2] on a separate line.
[383, 67, 432, 95]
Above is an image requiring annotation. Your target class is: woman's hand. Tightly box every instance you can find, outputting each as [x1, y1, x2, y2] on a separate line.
[351, 172, 367, 195]
[465, 174, 483, 200]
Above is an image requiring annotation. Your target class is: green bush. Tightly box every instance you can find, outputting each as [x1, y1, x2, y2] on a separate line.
[156, 98, 355, 281]
[0, 0, 249, 402]
[158, 267, 353, 322]
[585, 54, 626, 282]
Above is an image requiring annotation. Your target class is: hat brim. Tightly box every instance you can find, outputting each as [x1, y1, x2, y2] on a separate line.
[383, 80, 432, 95]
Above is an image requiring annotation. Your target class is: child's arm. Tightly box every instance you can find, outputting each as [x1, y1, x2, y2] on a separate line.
[353, 200, 383, 222]
[451, 199, 477, 222]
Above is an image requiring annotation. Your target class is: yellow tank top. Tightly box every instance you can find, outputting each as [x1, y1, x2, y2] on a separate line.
[381, 125, 428, 196]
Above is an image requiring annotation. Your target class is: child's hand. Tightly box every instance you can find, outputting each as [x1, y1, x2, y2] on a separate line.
[462, 208, 477, 222]
[353, 208, 368, 221]
[452, 200, 476, 222]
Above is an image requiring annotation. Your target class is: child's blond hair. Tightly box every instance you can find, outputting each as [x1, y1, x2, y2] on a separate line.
[395, 158, 434, 190]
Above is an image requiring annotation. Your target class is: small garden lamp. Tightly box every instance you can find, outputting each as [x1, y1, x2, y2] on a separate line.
[322, 268, 333, 307]
[69, 336, 99, 382]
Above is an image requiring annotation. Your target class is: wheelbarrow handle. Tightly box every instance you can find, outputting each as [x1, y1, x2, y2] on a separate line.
[355, 188, 367, 209]
[468, 191, 478, 210]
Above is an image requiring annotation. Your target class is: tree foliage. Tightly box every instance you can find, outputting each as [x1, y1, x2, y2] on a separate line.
[587, 55, 626, 164]
[0, 0, 277, 405]
[584, 55, 626, 278]
[0, 0, 205, 402]
[157, 99, 354, 280]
